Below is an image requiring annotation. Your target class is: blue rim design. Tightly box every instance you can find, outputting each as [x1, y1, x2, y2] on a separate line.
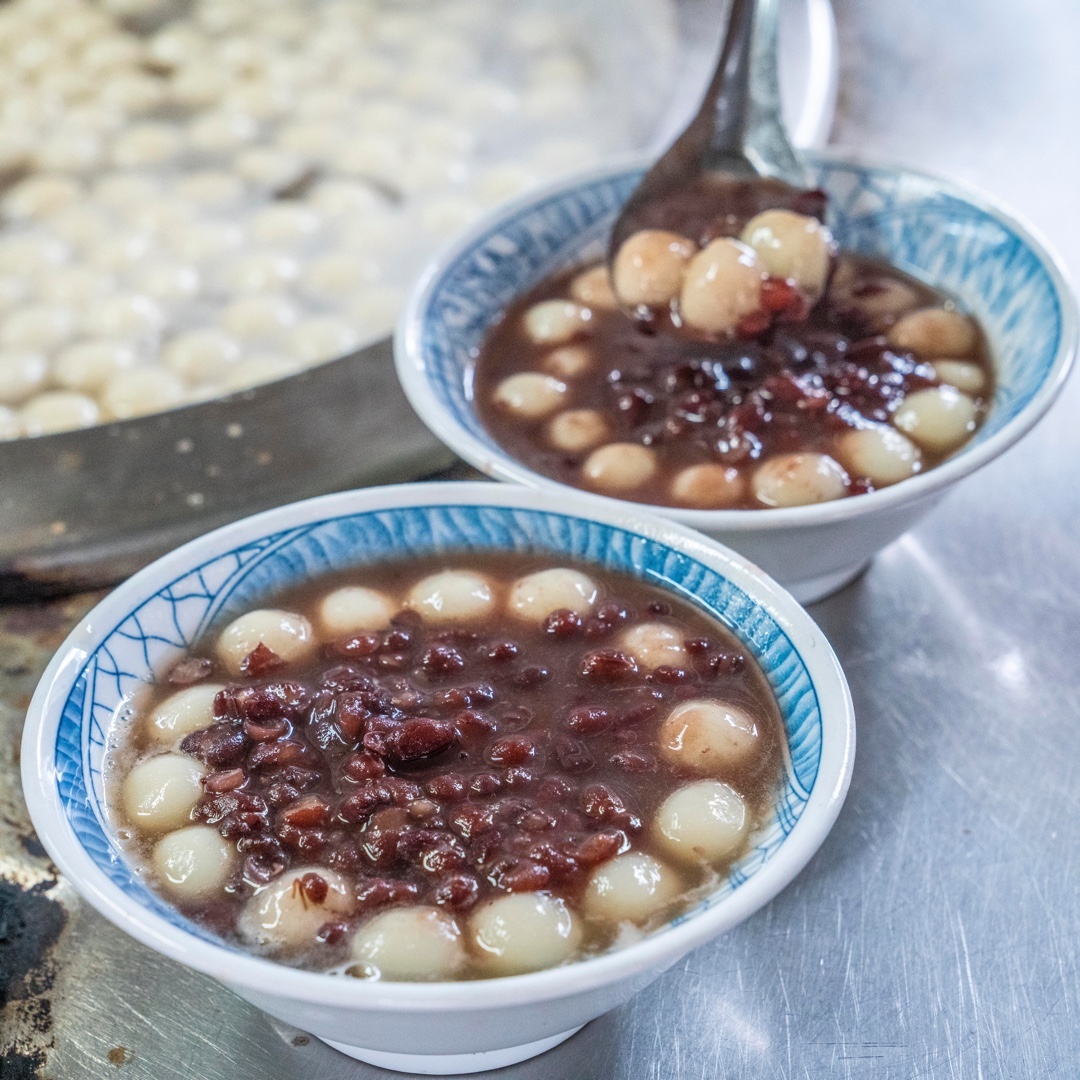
[419, 159, 1063, 462]
[54, 503, 822, 950]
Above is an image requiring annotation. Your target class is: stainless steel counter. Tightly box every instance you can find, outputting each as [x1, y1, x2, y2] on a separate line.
[3, 0, 1079, 1076]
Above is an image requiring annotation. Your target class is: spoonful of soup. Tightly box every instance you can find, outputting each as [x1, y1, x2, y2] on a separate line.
[608, 0, 833, 336]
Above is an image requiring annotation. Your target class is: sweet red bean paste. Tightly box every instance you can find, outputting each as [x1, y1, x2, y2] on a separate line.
[474, 204, 993, 510]
[109, 553, 783, 981]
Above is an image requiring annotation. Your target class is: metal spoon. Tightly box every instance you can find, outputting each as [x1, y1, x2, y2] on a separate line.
[608, 0, 815, 266]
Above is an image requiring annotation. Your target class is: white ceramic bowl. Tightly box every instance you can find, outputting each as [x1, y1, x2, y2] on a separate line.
[21, 482, 853, 1074]
[394, 155, 1078, 603]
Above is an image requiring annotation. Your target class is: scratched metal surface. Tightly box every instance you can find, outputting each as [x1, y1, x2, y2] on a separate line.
[4, 0, 1080, 1076]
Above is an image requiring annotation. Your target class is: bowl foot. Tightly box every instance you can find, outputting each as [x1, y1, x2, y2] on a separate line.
[786, 560, 870, 604]
[319, 1025, 585, 1075]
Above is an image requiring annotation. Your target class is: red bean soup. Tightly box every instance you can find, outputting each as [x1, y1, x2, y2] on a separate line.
[108, 553, 784, 981]
[474, 207, 994, 510]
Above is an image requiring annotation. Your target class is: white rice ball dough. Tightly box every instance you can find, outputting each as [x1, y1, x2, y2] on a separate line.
[670, 463, 746, 509]
[887, 307, 978, 360]
[102, 367, 185, 420]
[470, 893, 582, 976]
[752, 453, 849, 508]
[216, 608, 315, 674]
[111, 122, 184, 168]
[53, 340, 137, 393]
[121, 752, 205, 833]
[892, 386, 978, 452]
[152, 825, 235, 902]
[492, 372, 567, 420]
[522, 300, 591, 346]
[146, 684, 225, 747]
[836, 425, 922, 486]
[582, 852, 682, 924]
[239, 868, 353, 953]
[288, 318, 361, 365]
[679, 238, 766, 335]
[407, 570, 494, 624]
[569, 265, 618, 312]
[582, 443, 658, 494]
[612, 229, 696, 308]
[0, 407, 20, 440]
[619, 622, 686, 670]
[319, 586, 396, 636]
[739, 210, 833, 300]
[508, 567, 597, 622]
[658, 698, 761, 774]
[1, 305, 77, 351]
[220, 355, 298, 392]
[85, 294, 164, 341]
[542, 344, 592, 380]
[351, 906, 466, 982]
[2, 174, 83, 220]
[653, 781, 750, 866]
[221, 295, 298, 341]
[162, 329, 240, 383]
[547, 408, 608, 453]
[931, 360, 987, 395]
[20, 391, 99, 435]
[0, 349, 47, 404]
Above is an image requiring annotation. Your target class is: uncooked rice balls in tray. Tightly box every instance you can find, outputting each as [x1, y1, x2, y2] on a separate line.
[0, 0, 675, 439]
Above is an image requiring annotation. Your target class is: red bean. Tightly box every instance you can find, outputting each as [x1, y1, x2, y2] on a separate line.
[581, 784, 642, 832]
[564, 706, 611, 736]
[181, 723, 247, 767]
[242, 716, 289, 742]
[434, 873, 480, 911]
[299, 872, 328, 904]
[543, 609, 582, 637]
[486, 735, 538, 767]
[580, 650, 638, 681]
[167, 657, 213, 685]
[426, 772, 467, 800]
[240, 643, 285, 677]
[342, 752, 386, 781]
[386, 717, 457, 763]
[279, 795, 332, 828]
[202, 767, 247, 793]
[500, 860, 551, 892]
[422, 644, 467, 675]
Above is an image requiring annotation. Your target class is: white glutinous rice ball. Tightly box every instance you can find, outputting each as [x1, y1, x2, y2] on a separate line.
[136, 260, 201, 305]
[582, 852, 681, 924]
[53, 339, 137, 393]
[188, 110, 259, 155]
[508, 568, 598, 622]
[542, 344, 592, 378]
[887, 307, 978, 359]
[654, 781, 749, 865]
[85, 294, 164, 341]
[174, 170, 245, 208]
[2, 175, 82, 220]
[239, 868, 353, 953]
[659, 698, 761, 773]
[0, 277, 27, 317]
[752, 453, 849, 508]
[38, 266, 114, 305]
[166, 221, 244, 265]
[740, 210, 833, 300]
[613, 229, 695, 308]
[152, 825, 235, 901]
[582, 443, 658, 493]
[670, 463, 746, 508]
[931, 360, 988, 395]
[233, 146, 306, 189]
[341, 284, 399, 337]
[351, 906, 465, 982]
[492, 372, 567, 419]
[121, 752, 206, 833]
[892, 386, 978, 452]
[0, 406, 21, 440]
[85, 233, 154, 275]
[1, 305, 77, 351]
[406, 570, 494, 624]
[111, 122, 185, 168]
[147, 684, 225, 747]
[0, 349, 47, 404]
[0, 236, 69, 275]
[249, 204, 321, 246]
[20, 391, 99, 435]
[220, 355, 297, 392]
[35, 130, 105, 175]
[619, 622, 686, 670]
[319, 586, 396, 636]
[547, 408, 608, 452]
[306, 179, 386, 219]
[221, 295, 298, 340]
[99, 71, 168, 116]
[0, 124, 32, 172]
[149, 24, 207, 68]
[101, 366, 185, 420]
[161, 329, 240, 383]
[82, 33, 146, 73]
[301, 254, 380, 300]
[275, 120, 338, 159]
[216, 608, 315, 674]
[522, 300, 591, 346]
[223, 80, 293, 122]
[837, 425, 922, 486]
[221, 251, 299, 295]
[93, 172, 161, 209]
[288, 317, 360, 365]
[470, 893, 581, 976]
[680, 238, 765, 335]
[569, 265, 618, 311]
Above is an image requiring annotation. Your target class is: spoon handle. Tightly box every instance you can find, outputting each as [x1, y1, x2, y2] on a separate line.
[689, 0, 808, 185]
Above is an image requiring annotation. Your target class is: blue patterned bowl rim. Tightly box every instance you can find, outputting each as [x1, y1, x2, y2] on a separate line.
[22, 482, 853, 1009]
[395, 151, 1077, 531]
